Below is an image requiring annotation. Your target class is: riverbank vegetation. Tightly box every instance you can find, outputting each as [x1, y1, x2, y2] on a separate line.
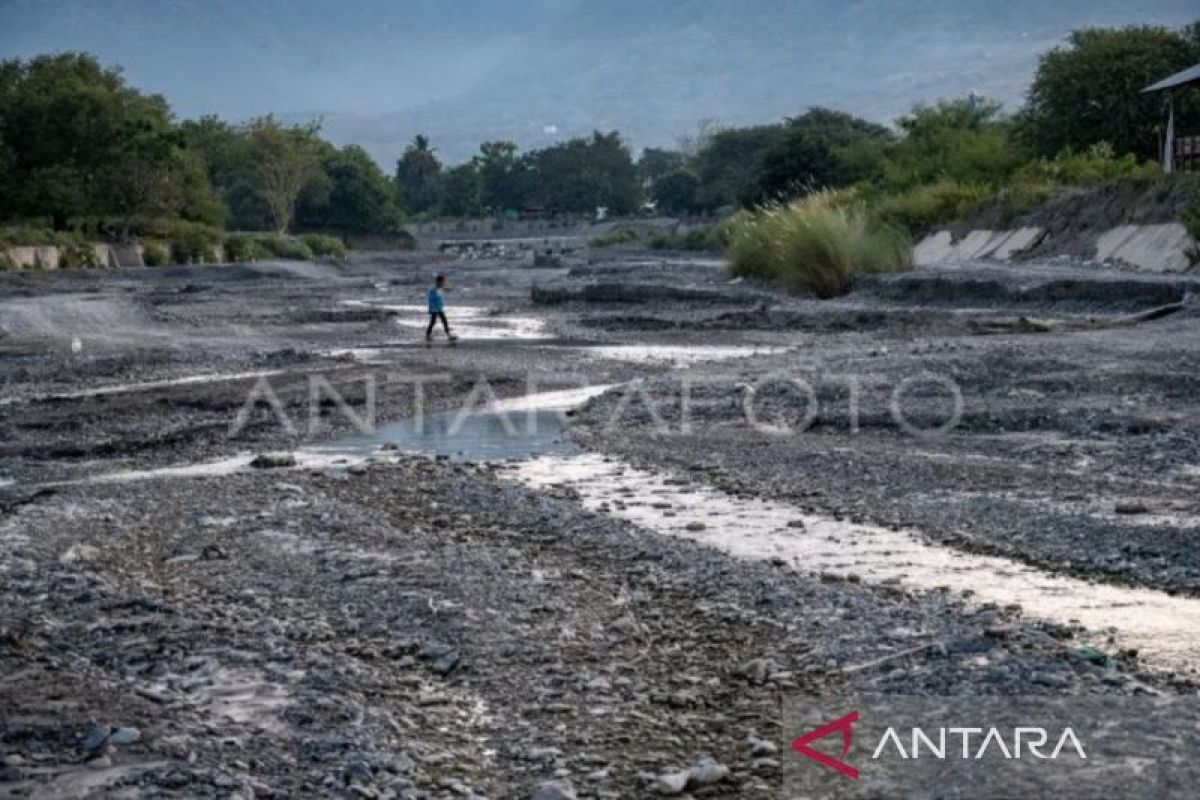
[0, 18, 1196, 272]
[726, 192, 913, 298]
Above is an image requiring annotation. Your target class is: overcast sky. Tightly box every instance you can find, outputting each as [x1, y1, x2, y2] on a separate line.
[3, 0, 1195, 163]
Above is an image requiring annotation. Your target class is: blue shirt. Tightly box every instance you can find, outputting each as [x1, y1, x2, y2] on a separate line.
[427, 287, 445, 312]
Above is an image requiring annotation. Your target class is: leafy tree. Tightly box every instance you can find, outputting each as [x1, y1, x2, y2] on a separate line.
[652, 169, 701, 215]
[99, 119, 223, 236]
[1019, 24, 1200, 160]
[305, 145, 403, 232]
[476, 140, 529, 213]
[527, 131, 641, 215]
[1186, 21, 1200, 52]
[753, 135, 836, 204]
[637, 147, 686, 185]
[753, 108, 897, 203]
[246, 116, 322, 233]
[884, 97, 1027, 189]
[180, 116, 244, 189]
[0, 53, 210, 231]
[395, 134, 443, 214]
[441, 162, 482, 217]
[182, 116, 277, 230]
[692, 124, 787, 210]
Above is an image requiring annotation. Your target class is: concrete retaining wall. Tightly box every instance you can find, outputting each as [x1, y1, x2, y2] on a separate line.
[5, 246, 61, 269]
[916, 222, 1195, 272]
[914, 228, 1045, 265]
[1093, 223, 1192, 273]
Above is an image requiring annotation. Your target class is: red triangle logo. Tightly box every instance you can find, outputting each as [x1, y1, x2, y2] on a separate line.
[792, 710, 860, 780]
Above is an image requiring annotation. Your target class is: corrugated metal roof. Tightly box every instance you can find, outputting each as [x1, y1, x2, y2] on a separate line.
[1142, 63, 1200, 93]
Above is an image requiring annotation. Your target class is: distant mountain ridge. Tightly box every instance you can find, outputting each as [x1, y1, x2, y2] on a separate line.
[3, 0, 1196, 163]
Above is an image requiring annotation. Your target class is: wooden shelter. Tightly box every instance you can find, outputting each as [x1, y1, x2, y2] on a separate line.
[1142, 63, 1200, 173]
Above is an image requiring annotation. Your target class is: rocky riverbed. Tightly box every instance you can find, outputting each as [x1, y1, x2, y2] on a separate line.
[1, 250, 1198, 798]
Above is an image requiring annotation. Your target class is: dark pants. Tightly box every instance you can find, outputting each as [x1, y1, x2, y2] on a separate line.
[426, 311, 450, 337]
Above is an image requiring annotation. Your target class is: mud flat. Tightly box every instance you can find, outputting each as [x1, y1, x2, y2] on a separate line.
[2, 250, 1199, 797]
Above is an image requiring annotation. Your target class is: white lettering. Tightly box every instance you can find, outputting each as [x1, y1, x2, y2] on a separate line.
[911, 727, 945, 759]
[975, 728, 1013, 759]
[230, 377, 296, 437]
[308, 374, 375, 435]
[1015, 727, 1048, 758]
[948, 727, 981, 758]
[871, 728, 909, 759]
[450, 378, 517, 436]
[1050, 728, 1087, 759]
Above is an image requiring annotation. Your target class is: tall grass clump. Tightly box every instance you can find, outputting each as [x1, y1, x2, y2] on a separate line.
[725, 209, 779, 281]
[726, 191, 912, 298]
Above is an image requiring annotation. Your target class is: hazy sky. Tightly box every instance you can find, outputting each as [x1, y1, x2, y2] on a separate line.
[3, 0, 1196, 163]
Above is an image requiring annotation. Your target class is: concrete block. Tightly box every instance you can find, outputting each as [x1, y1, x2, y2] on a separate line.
[914, 230, 954, 265]
[989, 227, 1044, 261]
[111, 244, 144, 267]
[1095, 223, 1192, 273]
[6, 246, 61, 269]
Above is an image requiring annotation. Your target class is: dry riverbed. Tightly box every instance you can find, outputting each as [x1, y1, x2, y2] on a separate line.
[1, 250, 1198, 798]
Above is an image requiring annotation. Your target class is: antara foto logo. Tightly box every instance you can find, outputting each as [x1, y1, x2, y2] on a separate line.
[792, 710, 861, 780]
[793, 708, 1088, 780]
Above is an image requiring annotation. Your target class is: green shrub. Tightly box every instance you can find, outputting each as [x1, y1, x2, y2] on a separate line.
[0, 225, 61, 247]
[1182, 207, 1200, 267]
[171, 234, 212, 264]
[59, 235, 102, 268]
[987, 180, 1060, 223]
[869, 180, 991, 233]
[259, 235, 314, 261]
[647, 227, 717, 251]
[158, 220, 222, 264]
[726, 191, 912, 298]
[590, 227, 640, 248]
[141, 242, 169, 266]
[0, 250, 15, 270]
[1015, 143, 1160, 186]
[224, 234, 264, 262]
[300, 233, 347, 259]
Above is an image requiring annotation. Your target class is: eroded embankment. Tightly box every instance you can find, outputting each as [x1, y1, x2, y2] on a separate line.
[917, 175, 1200, 272]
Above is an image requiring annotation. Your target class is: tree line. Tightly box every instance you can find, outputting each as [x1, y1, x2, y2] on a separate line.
[0, 54, 403, 240]
[1, 19, 1197, 245]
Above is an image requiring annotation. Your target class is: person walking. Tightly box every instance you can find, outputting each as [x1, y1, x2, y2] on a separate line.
[425, 274, 456, 345]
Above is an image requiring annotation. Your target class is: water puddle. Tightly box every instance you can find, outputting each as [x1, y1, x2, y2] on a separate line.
[509, 453, 1200, 672]
[309, 384, 615, 462]
[586, 344, 788, 366]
